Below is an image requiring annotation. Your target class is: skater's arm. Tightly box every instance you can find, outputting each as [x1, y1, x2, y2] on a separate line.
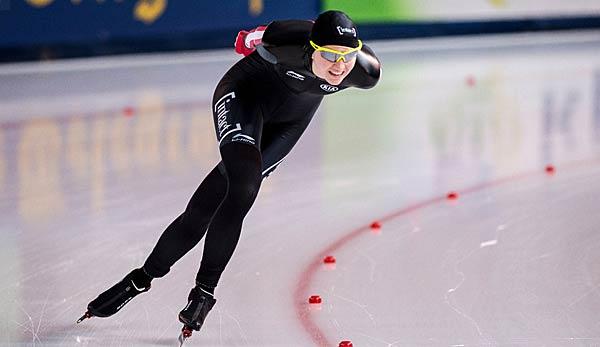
[261, 20, 313, 47]
[235, 20, 312, 57]
[342, 44, 382, 89]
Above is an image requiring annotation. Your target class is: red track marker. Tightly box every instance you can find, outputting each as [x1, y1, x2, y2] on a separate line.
[123, 106, 135, 117]
[370, 221, 381, 229]
[323, 256, 336, 264]
[447, 191, 459, 200]
[466, 75, 476, 87]
[308, 295, 322, 304]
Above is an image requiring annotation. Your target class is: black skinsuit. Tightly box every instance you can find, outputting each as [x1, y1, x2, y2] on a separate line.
[215, 19, 381, 177]
[143, 20, 381, 290]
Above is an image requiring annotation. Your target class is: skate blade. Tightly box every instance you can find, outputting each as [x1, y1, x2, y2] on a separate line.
[177, 332, 189, 347]
[76, 312, 92, 324]
[178, 326, 193, 346]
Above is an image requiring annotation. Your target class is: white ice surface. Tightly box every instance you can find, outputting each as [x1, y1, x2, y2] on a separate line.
[1, 31, 600, 346]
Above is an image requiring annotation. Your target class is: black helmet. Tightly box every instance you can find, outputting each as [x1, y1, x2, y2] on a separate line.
[309, 10, 360, 48]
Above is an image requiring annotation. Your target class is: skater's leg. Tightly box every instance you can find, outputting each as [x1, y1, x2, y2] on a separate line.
[143, 164, 228, 278]
[178, 142, 260, 334]
[177, 81, 263, 336]
[79, 167, 228, 322]
[195, 142, 262, 291]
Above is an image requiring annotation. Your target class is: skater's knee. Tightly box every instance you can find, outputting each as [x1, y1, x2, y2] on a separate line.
[184, 206, 214, 227]
[220, 143, 262, 180]
[219, 142, 262, 209]
[226, 179, 260, 209]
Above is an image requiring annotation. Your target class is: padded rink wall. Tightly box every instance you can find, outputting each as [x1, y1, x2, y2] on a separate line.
[0, 0, 599, 62]
[0, 0, 320, 62]
[323, 0, 600, 40]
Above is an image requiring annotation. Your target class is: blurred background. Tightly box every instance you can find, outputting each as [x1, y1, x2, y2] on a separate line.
[0, 0, 599, 62]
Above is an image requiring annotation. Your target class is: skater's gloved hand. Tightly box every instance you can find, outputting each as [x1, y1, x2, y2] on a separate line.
[234, 25, 267, 56]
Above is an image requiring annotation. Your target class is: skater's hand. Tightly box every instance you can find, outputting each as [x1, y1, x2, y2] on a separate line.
[234, 25, 267, 56]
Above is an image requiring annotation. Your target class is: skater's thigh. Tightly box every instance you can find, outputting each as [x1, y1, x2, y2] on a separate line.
[187, 164, 228, 210]
[219, 142, 262, 180]
[258, 97, 321, 178]
[212, 81, 263, 151]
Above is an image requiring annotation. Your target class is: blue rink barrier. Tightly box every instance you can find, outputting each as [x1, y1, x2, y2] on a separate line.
[0, 1, 599, 63]
[0, 0, 319, 62]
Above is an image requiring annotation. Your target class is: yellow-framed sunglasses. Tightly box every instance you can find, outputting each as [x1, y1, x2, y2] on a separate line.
[309, 40, 363, 63]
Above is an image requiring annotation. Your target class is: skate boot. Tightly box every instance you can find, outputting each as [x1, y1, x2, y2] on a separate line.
[177, 285, 217, 346]
[77, 268, 152, 323]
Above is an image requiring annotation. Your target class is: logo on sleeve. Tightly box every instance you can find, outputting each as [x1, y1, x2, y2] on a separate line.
[286, 70, 305, 81]
[320, 84, 339, 93]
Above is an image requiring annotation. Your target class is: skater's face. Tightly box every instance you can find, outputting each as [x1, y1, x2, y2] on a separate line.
[311, 43, 358, 86]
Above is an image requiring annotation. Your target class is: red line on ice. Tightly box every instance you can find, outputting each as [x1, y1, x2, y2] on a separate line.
[293, 158, 599, 346]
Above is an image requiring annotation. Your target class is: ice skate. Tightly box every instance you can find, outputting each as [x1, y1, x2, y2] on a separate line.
[77, 268, 151, 323]
[177, 285, 217, 346]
